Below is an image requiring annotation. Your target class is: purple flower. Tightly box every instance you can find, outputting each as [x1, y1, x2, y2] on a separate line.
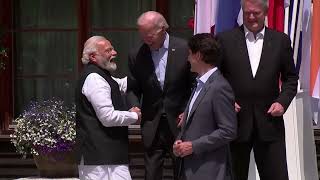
[11, 98, 76, 156]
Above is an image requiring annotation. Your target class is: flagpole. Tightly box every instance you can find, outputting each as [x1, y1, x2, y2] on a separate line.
[194, 0, 198, 34]
[284, 6, 289, 35]
[293, 0, 303, 66]
[290, 0, 299, 47]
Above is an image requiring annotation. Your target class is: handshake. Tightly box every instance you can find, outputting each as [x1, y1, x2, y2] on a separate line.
[129, 106, 141, 124]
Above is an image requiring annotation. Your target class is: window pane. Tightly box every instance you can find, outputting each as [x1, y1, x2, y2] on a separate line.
[169, 0, 193, 39]
[169, 0, 193, 28]
[15, 79, 75, 116]
[170, 30, 193, 39]
[15, 32, 77, 75]
[15, 0, 77, 29]
[91, 0, 153, 28]
[91, 31, 141, 77]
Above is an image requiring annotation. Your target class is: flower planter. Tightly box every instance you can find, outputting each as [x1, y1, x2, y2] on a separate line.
[33, 151, 78, 178]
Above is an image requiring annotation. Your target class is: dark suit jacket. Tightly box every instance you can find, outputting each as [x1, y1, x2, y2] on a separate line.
[217, 26, 298, 142]
[177, 70, 237, 180]
[128, 36, 195, 148]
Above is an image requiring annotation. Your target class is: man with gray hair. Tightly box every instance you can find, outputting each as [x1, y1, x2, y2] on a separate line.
[216, 0, 298, 179]
[76, 36, 141, 180]
[127, 11, 195, 180]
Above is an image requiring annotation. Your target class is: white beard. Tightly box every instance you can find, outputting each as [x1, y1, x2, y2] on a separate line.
[104, 61, 117, 72]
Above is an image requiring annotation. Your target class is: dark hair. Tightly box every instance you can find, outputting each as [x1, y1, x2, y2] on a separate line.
[188, 33, 220, 66]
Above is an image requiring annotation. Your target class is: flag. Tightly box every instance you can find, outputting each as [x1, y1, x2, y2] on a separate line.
[215, 0, 241, 33]
[268, 0, 285, 32]
[293, 0, 303, 66]
[311, 0, 320, 98]
[284, 0, 290, 34]
[194, 0, 218, 34]
[284, 0, 290, 7]
[194, 0, 241, 35]
[299, 0, 311, 91]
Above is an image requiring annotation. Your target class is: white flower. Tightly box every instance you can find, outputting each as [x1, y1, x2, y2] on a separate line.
[11, 99, 76, 156]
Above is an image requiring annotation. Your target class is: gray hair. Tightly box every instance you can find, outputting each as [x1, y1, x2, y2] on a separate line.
[137, 11, 169, 30]
[81, 36, 106, 64]
[241, 0, 269, 11]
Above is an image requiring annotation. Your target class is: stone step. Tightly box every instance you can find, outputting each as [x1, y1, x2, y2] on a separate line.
[0, 168, 38, 178]
[0, 158, 36, 168]
[2, 128, 318, 179]
[0, 152, 174, 179]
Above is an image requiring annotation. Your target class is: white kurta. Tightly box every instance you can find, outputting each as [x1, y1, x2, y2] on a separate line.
[78, 73, 138, 180]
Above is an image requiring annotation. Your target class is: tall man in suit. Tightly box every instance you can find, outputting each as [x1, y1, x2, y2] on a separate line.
[127, 11, 195, 180]
[216, 0, 298, 179]
[173, 33, 237, 180]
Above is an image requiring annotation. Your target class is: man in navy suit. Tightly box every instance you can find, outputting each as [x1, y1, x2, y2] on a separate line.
[173, 33, 237, 180]
[217, 0, 298, 179]
[127, 11, 195, 180]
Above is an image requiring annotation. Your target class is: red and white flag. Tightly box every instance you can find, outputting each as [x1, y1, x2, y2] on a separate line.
[194, 0, 218, 34]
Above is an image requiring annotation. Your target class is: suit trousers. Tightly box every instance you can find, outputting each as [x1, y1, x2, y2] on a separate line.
[144, 114, 178, 180]
[177, 158, 187, 180]
[230, 137, 288, 180]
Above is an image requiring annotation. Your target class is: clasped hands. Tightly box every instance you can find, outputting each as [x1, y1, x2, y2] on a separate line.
[129, 106, 141, 124]
[128, 109, 186, 127]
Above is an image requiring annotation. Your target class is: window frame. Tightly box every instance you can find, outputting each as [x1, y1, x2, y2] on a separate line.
[0, 0, 172, 134]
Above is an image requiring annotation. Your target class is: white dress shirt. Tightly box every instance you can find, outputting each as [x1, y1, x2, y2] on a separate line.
[81, 73, 138, 127]
[79, 73, 137, 180]
[244, 26, 265, 77]
[151, 33, 169, 89]
[187, 67, 218, 120]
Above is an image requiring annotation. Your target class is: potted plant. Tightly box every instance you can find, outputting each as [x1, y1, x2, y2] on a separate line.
[10, 98, 77, 177]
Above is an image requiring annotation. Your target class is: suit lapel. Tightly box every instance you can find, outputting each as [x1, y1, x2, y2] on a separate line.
[237, 26, 273, 80]
[184, 70, 219, 128]
[255, 28, 273, 79]
[179, 87, 196, 134]
[143, 45, 162, 90]
[186, 85, 209, 123]
[237, 26, 255, 79]
[162, 37, 175, 92]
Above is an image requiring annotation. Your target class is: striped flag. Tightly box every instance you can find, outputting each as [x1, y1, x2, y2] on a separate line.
[311, 0, 320, 98]
[194, 0, 218, 34]
[215, 0, 241, 33]
[194, 0, 241, 35]
[194, 0, 290, 34]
